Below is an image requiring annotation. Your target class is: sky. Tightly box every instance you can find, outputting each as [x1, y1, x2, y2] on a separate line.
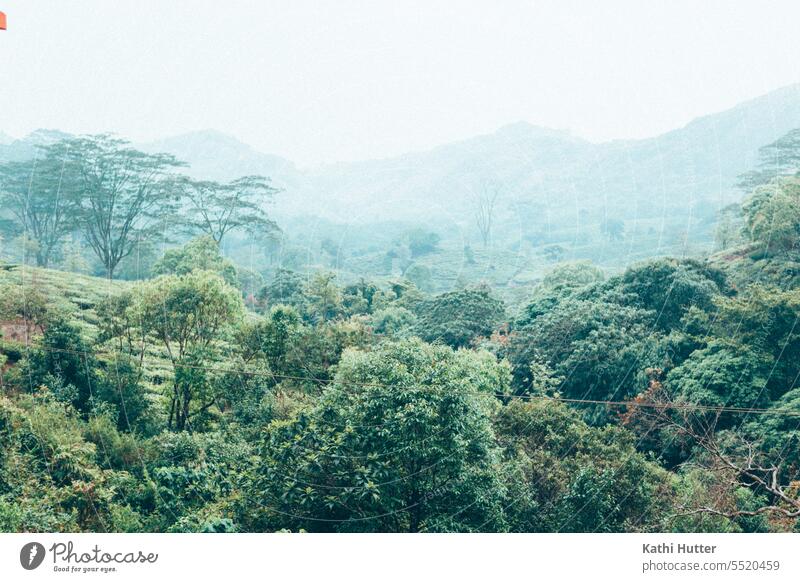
[1, 0, 800, 166]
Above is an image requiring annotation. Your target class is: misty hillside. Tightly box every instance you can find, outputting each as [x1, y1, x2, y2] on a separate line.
[3, 84, 800, 280]
[4, 84, 800, 228]
[0, 129, 71, 162]
[139, 83, 800, 229]
[140, 129, 302, 194]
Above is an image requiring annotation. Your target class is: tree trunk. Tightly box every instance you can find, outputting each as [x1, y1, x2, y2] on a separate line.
[408, 489, 422, 533]
[168, 383, 178, 430]
[36, 249, 49, 268]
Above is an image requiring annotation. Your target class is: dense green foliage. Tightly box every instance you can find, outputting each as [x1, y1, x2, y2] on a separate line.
[1, 128, 800, 533]
[414, 287, 506, 348]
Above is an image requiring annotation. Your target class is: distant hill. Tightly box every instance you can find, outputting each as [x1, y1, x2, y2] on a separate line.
[0, 129, 72, 162]
[139, 129, 301, 193]
[3, 83, 800, 235]
[129, 84, 800, 230]
[291, 83, 800, 225]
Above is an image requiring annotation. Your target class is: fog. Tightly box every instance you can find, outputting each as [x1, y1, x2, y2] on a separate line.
[1, 0, 799, 165]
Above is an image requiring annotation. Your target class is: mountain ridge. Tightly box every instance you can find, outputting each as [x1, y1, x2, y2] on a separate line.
[3, 83, 800, 225]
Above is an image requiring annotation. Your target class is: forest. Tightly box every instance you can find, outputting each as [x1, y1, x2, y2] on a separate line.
[0, 128, 799, 533]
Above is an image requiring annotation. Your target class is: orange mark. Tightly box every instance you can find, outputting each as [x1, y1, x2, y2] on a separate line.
[0, 11, 6, 30]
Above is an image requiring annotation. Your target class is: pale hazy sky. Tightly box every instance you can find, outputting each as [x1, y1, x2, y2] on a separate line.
[1, 1, 799, 166]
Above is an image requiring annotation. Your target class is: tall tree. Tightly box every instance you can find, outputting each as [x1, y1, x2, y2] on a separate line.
[405, 227, 440, 257]
[132, 271, 244, 431]
[0, 141, 81, 266]
[741, 178, 800, 254]
[714, 204, 743, 250]
[414, 286, 506, 349]
[601, 217, 625, 241]
[183, 175, 280, 244]
[473, 180, 500, 248]
[69, 135, 184, 279]
[245, 338, 508, 532]
[151, 235, 238, 285]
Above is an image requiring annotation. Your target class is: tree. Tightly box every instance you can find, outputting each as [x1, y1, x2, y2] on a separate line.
[152, 235, 238, 285]
[590, 257, 728, 331]
[699, 285, 800, 400]
[341, 279, 383, 316]
[182, 175, 280, 244]
[601, 217, 625, 241]
[0, 284, 51, 341]
[94, 354, 154, 434]
[625, 385, 800, 524]
[68, 135, 184, 279]
[542, 260, 605, 289]
[736, 128, 800, 191]
[304, 271, 343, 323]
[319, 237, 340, 266]
[518, 261, 605, 325]
[0, 141, 81, 266]
[132, 271, 243, 430]
[25, 317, 99, 412]
[741, 178, 800, 254]
[384, 242, 412, 275]
[234, 304, 303, 377]
[406, 228, 441, 257]
[714, 204, 743, 250]
[142, 431, 252, 532]
[404, 263, 433, 292]
[414, 287, 506, 348]
[473, 180, 500, 247]
[370, 305, 417, 336]
[494, 399, 671, 532]
[666, 341, 771, 422]
[508, 298, 658, 413]
[243, 339, 509, 532]
[257, 268, 306, 311]
[543, 244, 566, 262]
[0, 391, 144, 532]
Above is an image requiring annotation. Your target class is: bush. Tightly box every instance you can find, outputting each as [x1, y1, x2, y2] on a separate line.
[415, 287, 506, 348]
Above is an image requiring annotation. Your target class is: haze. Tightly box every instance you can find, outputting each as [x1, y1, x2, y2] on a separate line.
[1, 0, 799, 166]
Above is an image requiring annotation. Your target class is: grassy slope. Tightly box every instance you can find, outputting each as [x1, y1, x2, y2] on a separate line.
[0, 264, 174, 398]
[0, 264, 128, 331]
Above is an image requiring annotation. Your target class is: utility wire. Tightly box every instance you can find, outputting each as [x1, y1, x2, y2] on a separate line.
[8, 342, 800, 418]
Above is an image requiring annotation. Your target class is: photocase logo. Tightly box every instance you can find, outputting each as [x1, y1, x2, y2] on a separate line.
[20, 542, 46, 570]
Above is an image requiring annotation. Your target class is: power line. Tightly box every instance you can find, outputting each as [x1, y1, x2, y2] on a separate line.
[8, 342, 800, 418]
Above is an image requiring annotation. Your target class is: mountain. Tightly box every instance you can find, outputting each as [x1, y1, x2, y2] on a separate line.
[299, 123, 597, 222]
[138, 84, 800, 229]
[0, 129, 72, 162]
[139, 129, 301, 192]
[574, 82, 800, 217]
[4, 83, 800, 231]
[296, 84, 800, 226]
